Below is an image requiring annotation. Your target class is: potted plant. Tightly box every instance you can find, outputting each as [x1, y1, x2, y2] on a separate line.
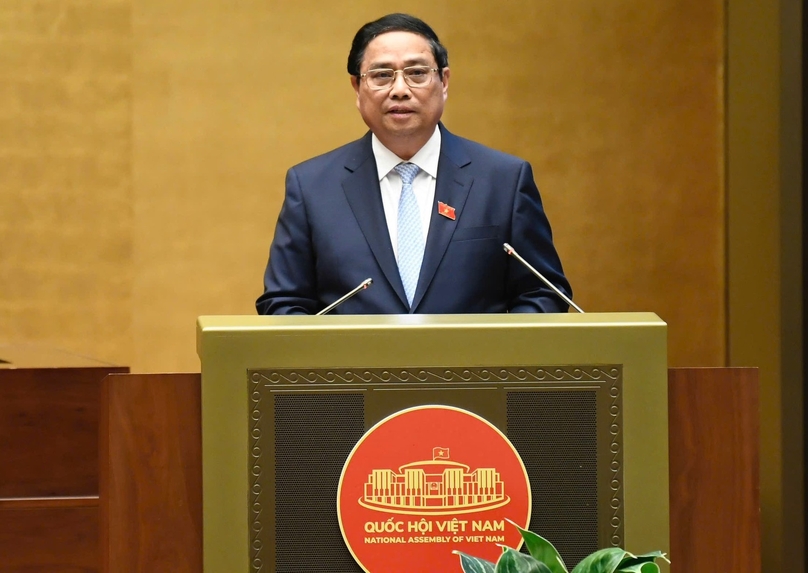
[454, 519, 668, 573]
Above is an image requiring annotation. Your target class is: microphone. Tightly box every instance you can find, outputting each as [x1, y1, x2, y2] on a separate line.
[503, 243, 584, 313]
[316, 278, 373, 315]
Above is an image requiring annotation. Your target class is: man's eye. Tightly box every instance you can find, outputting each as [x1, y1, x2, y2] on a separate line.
[408, 69, 428, 77]
[370, 70, 394, 80]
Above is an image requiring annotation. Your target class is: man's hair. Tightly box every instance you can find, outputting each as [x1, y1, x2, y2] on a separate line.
[347, 13, 449, 79]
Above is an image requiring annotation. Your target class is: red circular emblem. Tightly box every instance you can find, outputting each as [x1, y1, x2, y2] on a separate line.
[337, 406, 531, 573]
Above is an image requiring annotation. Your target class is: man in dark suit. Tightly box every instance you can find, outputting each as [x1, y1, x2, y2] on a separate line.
[256, 13, 572, 315]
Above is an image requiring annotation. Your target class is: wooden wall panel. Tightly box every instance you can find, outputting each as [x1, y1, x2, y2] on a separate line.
[0, 368, 99, 497]
[669, 367, 760, 572]
[0, 505, 98, 573]
[100, 373, 202, 573]
[0, 359, 126, 572]
[0, 366, 125, 498]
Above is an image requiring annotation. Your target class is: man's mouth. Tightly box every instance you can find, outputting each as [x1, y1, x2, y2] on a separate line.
[387, 107, 414, 115]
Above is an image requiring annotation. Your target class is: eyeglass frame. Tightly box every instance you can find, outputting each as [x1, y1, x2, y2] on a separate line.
[358, 65, 442, 91]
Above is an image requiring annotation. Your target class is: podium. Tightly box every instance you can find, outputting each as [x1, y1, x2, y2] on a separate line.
[94, 314, 758, 573]
[197, 313, 670, 572]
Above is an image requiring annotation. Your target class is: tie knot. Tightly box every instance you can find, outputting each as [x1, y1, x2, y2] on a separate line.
[394, 162, 420, 185]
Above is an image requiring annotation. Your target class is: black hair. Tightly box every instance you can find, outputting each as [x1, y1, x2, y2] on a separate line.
[347, 13, 449, 79]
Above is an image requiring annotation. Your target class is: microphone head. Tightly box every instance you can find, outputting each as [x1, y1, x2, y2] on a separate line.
[502, 243, 515, 255]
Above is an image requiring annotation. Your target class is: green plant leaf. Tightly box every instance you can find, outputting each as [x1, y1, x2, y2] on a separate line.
[615, 550, 668, 573]
[570, 547, 627, 573]
[615, 564, 660, 573]
[496, 547, 553, 573]
[617, 551, 669, 568]
[505, 519, 568, 573]
[454, 550, 497, 573]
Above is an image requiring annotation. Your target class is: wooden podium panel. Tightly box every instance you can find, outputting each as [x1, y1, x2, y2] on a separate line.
[0, 344, 127, 573]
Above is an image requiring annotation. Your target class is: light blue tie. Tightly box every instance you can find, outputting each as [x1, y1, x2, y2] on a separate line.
[394, 162, 423, 307]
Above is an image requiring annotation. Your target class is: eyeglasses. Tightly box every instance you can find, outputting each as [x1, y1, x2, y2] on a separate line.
[359, 65, 439, 90]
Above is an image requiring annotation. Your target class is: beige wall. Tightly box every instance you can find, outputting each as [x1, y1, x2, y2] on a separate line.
[0, 0, 134, 365]
[3, 2, 804, 571]
[1, 0, 725, 373]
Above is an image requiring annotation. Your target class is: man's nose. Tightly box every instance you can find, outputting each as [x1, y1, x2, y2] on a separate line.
[389, 71, 411, 97]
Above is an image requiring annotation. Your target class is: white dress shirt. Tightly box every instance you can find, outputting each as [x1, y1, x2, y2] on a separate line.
[371, 126, 441, 260]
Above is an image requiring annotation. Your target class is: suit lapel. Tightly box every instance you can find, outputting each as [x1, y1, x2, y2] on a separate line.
[411, 127, 473, 311]
[342, 134, 409, 307]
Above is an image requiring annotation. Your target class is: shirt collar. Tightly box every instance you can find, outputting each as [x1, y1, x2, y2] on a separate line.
[371, 125, 441, 181]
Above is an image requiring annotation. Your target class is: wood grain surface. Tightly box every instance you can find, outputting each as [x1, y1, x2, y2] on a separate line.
[668, 367, 760, 572]
[0, 367, 124, 498]
[100, 373, 202, 573]
[0, 505, 98, 572]
[0, 364, 126, 572]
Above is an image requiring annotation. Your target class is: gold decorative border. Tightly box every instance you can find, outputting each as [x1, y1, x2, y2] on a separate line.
[254, 365, 619, 386]
[250, 373, 264, 572]
[248, 364, 622, 570]
[608, 378, 623, 547]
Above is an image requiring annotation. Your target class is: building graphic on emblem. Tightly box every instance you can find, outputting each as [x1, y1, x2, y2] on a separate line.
[358, 447, 510, 515]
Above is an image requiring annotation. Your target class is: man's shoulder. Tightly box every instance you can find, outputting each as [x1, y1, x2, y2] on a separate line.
[290, 132, 372, 174]
[441, 127, 528, 169]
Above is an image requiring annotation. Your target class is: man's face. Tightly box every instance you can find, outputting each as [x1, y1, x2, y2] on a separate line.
[351, 31, 450, 156]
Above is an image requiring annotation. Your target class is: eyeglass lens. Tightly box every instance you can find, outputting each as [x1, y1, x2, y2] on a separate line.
[366, 67, 433, 88]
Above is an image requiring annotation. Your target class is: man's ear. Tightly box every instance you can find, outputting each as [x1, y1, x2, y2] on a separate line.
[441, 68, 450, 100]
[350, 76, 361, 107]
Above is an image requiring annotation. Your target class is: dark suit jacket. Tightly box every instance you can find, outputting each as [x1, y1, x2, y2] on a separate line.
[256, 124, 572, 315]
